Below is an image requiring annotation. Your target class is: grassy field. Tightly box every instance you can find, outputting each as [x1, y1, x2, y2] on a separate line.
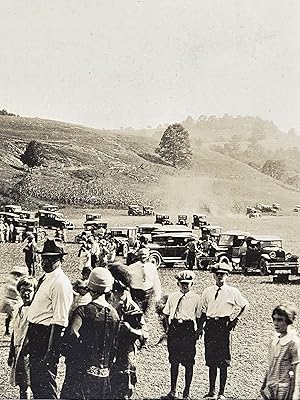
[0, 211, 300, 399]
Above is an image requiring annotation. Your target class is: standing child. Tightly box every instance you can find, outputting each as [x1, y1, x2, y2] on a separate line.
[1, 266, 28, 335]
[261, 302, 300, 400]
[8, 276, 37, 399]
[162, 270, 202, 400]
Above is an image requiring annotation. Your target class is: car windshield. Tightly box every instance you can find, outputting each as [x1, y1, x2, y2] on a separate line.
[111, 231, 127, 237]
[218, 235, 234, 246]
[261, 240, 282, 248]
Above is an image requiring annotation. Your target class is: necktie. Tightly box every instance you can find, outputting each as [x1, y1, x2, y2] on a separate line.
[215, 287, 221, 300]
[173, 293, 186, 319]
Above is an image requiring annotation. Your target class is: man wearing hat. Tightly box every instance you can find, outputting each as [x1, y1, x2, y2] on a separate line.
[27, 238, 73, 399]
[199, 262, 249, 400]
[61, 267, 119, 400]
[162, 270, 202, 400]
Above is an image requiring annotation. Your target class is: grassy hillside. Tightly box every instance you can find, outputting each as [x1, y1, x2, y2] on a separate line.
[0, 115, 299, 214]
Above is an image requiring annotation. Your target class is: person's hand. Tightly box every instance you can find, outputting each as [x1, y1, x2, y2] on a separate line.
[195, 329, 203, 341]
[228, 317, 239, 331]
[7, 356, 14, 367]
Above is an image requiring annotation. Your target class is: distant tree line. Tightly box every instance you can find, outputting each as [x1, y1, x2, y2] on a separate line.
[0, 108, 19, 117]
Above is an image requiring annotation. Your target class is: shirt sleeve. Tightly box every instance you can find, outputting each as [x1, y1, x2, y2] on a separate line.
[201, 288, 209, 313]
[50, 279, 73, 327]
[233, 287, 249, 310]
[163, 297, 171, 316]
[195, 294, 203, 318]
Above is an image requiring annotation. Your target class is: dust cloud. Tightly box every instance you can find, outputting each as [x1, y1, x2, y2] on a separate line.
[157, 175, 235, 219]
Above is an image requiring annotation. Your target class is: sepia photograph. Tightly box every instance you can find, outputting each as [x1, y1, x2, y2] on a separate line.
[1, 1, 300, 399]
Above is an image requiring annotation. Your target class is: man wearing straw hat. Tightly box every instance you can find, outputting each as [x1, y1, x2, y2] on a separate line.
[27, 238, 73, 399]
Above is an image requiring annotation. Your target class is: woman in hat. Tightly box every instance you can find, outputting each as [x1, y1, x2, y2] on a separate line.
[108, 262, 148, 400]
[198, 262, 249, 400]
[261, 302, 300, 400]
[61, 267, 119, 400]
[162, 270, 202, 400]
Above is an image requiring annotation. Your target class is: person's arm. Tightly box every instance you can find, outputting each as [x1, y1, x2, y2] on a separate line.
[42, 324, 64, 364]
[7, 332, 15, 367]
[152, 267, 162, 301]
[195, 312, 207, 339]
[228, 302, 249, 331]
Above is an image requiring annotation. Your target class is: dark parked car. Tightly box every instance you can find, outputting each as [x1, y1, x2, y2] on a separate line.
[148, 231, 197, 268]
[38, 210, 74, 230]
[176, 215, 188, 226]
[240, 235, 299, 277]
[155, 214, 173, 225]
[214, 230, 250, 269]
[143, 206, 154, 216]
[128, 205, 143, 216]
[191, 214, 208, 229]
[107, 226, 138, 257]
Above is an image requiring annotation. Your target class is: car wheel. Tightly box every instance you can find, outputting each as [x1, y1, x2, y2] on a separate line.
[259, 259, 269, 276]
[149, 252, 162, 268]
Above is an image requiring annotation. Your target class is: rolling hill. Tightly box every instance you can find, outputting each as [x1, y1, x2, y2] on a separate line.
[0, 115, 299, 214]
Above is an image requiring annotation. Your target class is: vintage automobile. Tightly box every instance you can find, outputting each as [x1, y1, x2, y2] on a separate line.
[240, 235, 299, 277]
[254, 203, 277, 214]
[155, 214, 173, 225]
[148, 231, 197, 268]
[42, 204, 59, 212]
[200, 225, 222, 240]
[128, 205, 143, 216]
[214, 230, 250, 269]
[37, 210, 75, 230]
[4, 205, 23, 215]
[137, 224, 161, 242]
[143, 206, 154, 216]
[248, 209, 262, 218]
[191, 214, 209, 229]
[176, 215, 188, 226]
[14, 218, 40, 241]
[83, 220, 108, 232]
[107, 226, 138, 257]
[293, 205, 300, 212]
[0, 211, 20, 224]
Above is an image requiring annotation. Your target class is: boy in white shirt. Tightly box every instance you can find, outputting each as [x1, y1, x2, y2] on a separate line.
[162, 270, 202, 400]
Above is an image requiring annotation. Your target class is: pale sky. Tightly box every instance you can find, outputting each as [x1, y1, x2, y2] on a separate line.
[1, 0, 300, 132]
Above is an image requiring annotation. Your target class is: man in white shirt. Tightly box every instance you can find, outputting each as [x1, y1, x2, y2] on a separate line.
[127, 247, 161, 313]
[199, 262, 249, 400]
[27, 238, 73, 399]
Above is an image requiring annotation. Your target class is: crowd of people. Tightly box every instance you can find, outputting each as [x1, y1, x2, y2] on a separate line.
[2, 233, 300, 400]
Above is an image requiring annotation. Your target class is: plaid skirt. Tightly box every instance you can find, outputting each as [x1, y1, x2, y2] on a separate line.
[204, 317, 231, 368]
[167, 320, 196, 367]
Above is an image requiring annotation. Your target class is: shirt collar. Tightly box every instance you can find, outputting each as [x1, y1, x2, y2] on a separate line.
[44, 266, 62, 279]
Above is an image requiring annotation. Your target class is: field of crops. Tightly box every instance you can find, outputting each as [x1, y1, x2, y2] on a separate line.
[0, 210, 300, 399]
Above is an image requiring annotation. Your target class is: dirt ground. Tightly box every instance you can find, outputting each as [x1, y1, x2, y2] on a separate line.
[0, 210, 300, 399]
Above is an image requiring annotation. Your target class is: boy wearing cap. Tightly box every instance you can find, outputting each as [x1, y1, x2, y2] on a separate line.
[199, 262, 249, 400]
[61, 267, 119, 400]
[162, 270, 202, 400]
[27, 238, 73, 400]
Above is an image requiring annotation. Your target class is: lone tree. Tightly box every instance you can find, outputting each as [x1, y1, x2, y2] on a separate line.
[20, 140, 45, 171]
[156, 123, 192, 168]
